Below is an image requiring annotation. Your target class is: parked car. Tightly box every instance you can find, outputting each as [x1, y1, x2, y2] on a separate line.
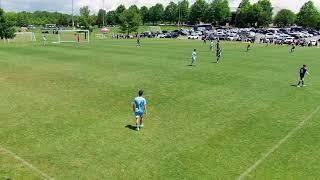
[227, 33, 239, 41]
[188, 33, 199, 40]
[310, 40, 317, 46]
[265, 33, 274, 39]
[284, 37, 294, 44]
[157, 34, 166, 38]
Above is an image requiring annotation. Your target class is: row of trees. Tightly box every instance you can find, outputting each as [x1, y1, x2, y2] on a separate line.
[0, 9, 15, 39]
[108, 0, 320, 29]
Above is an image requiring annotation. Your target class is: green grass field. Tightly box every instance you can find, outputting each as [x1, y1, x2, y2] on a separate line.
[0, 37, 320, 179]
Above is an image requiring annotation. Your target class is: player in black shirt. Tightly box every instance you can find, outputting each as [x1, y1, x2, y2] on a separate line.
[216, 39, 220, 50]
[290, 43, 295, 53]
[297, 65, 310, 87]
[136, 35, 141, 47]
[216, 47, 221, 63]
[246, 41, 251, 52]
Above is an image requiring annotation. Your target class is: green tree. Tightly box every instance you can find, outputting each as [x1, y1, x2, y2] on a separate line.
[140, 6, 149, 25]
[296, 1, 320, 28]
[115, 5, 126, 24]
[164, 2, 178, 24]
[57, 14, 70, 26]
[96, 9, 106, 27]
[247, 3, 261, 27]
[90, 14, 97, 26]
[256, 0, 273, 27]
[0, 9, 16, 40]
[274, 9, 296, 27]
[79, 6, 92, 31]
[106, 11, 117, 25]
[177, 0, 189, 24]
[149, 4, 164, 25]
[235, 0, 251, 27]
[16, 11, 29, 27]
[5, 12, 17, 26]
[207, 0, 231, 25]
[128, 5, 140, 14]
[189, 0, 209, 24]
[119, 9, 142, 35]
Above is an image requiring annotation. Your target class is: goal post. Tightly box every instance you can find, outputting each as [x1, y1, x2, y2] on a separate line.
[53, 30, 90, 44]
[13, 32, 36, 42]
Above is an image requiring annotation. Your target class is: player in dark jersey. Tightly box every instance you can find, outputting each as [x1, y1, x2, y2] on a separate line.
[297, 65, 310, 87]
[290, 43, 295, 53]
[136, 35, 141, 47]
[246, 41, 251, 52]
[216, 39, 220, 50]
[203, 35, 207, 44]
[216, 47, 221, 63]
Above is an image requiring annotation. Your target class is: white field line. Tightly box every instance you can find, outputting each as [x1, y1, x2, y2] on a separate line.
[237, 106, 320, 180]
[0, 145, 54, 180]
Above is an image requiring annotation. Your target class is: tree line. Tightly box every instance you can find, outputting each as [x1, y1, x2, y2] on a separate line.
[108, 0, 320, 29]
[0, 0, 320, 39]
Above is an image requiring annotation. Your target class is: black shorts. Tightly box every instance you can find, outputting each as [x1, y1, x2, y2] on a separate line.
[300, 75, 305, 80]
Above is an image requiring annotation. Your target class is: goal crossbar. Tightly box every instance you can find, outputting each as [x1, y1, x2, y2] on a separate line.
[53, 30, 90, 44]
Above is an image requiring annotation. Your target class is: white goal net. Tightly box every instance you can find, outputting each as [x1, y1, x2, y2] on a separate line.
[53, 30, 90, 44]
[13, 32, 36, 42]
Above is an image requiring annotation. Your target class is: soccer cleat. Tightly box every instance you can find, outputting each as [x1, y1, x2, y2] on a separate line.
[297, 85, 301, 88]
[136, 127, 140, 131]
[140, 124, 144, 128]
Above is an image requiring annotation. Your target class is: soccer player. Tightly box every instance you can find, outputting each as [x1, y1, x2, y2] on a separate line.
[246, 41, 251, 52]
[132, 90, 147, 131]
[191, 49, 197, 66]
[136, 36, 141, 47]
[297, 65, 310, 87]
[216, 47, 221, 63]
[210, 40, 214, 52]
[203, 36, 207, 44]
[42, 35, 47, 46]
[290, 43, 296, 53]
[266, 38, 270, 46]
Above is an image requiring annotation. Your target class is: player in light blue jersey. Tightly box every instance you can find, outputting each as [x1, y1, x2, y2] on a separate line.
[210, 40, 214, 52]
[132, 90, 147, 131]
[190, 49, 197, 66]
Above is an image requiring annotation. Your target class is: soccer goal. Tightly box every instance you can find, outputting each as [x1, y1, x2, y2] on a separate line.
[53, 30, 90, 44]
[13, 32, 36, 42]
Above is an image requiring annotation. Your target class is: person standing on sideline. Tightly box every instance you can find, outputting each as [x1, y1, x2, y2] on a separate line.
[132, 90, 147, 131]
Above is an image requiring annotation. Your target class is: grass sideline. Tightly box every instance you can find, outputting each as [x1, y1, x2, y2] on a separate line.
[0, 38, 320, 179]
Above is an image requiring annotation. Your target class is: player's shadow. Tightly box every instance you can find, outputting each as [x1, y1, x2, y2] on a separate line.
[290, 84, 298, 87]
[125, 125, 137, 131]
